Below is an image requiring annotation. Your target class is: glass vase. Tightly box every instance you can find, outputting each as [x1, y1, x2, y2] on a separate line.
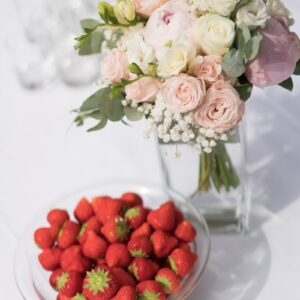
[157, 123, 250, 234]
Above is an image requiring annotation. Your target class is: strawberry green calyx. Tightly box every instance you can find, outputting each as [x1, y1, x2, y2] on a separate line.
[168, 257, 178, 275]
[155, 276, 171, 294]
[84, 269, 111, 294]
[72, 293, 86, 300]
[79, 223, 87, 237]
[116, 217, 130, 241]
[138, 289, 162, 300]
[56, 272, 69, 290]
[133, 263, 139, 281]
[130, 249, 147, 258]
[125, 207, 141, 218]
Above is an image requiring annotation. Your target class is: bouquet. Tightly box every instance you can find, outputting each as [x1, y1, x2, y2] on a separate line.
[74, 0, 300, 194]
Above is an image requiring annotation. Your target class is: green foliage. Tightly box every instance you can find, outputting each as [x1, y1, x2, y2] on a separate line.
[128, 63, 144, 76]
[75, 31, 105, 56]
[234, 76, 253, 101]
[124, 107, 144, 121]
[294, 60, 300, 75]
[80, 19, 99, 32]
[222, 49, 245, 78]
[98, 2, 118, 24]
[278, 77, 294, 91]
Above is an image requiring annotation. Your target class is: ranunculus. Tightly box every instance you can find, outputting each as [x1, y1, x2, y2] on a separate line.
[114, 0, 136, 25]
[101, 48, 130, 83]
[144, 0, 196, 50]
[194, 80, 244, 132]
[125, 77, 162, 103]
[193, 0, 238, 17]
[193, 14, 235, 56]
[162, 74, 206, 113]
[133, 0, 169, 17]
[246, 16, 300, 88]
[189, 55, 223, 85]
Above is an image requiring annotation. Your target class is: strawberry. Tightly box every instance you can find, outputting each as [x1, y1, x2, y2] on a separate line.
[178, 243, 192, 253]
[34, 227, 55, 249]
[47, 209, 70, 228]
[82, 231, 108, 259]
[111, 268, 136, 287]
[151, 230, 178, 258]
[121, 192, 143, 207]
[129, 258, 159, 282]
[50, 268, 64, 289]
[174, 220, 196, 243]
[168, 248, 197, 277]
[128, 236, 153, 258]
[83, 266, 119, 300]
[50, 225, 61, 240]
[105, 243, 131, 268]
[38, 248, 62, 271]
[124, 205, 148, 229]
[58, 221, 80, 249]
[131, 223, 152, 240]
[101, 217, 130, 243]
[78, 216, 102, 245]
[174, 207, 184, 225]
[147, 202, 176, 232]
[74, 198, 94, 223]
[111, 286, 137, 300]
[136, 281, 166, 300]
[96, 258, 107, 268]
[155, 268, 180, 294]
[56, 271, 83, 297]
[57, 293, 71, 300]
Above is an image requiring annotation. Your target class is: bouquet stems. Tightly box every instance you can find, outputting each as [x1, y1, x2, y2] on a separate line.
[199, 142, 240, 193]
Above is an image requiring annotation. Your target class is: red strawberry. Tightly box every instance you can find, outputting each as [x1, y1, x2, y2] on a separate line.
[178, 243, 192, 253]
[82, 231, 108, 259]
[174, 220, 196, 243]
[147, 202, 176, 232]
[57, 221, 80, 249]
[47, 209, 69, 228]
[101, 217, 130, 243]
[128, 236, 153, 258]
[111, 268, 136, 287]
[131, 223, 152, 240]
[136, 281, 166, 300]
[168, 248, 197, 277]
[50, 225, 61, 240]
[121, 192, 143, 207]
[56, 271, 83, 297]
[74, 198, 94, 223]
[174, 207, 184, 225]
[96, 258, 107, 268]
[83, 266, 119, 300]
[124, 205, 148, 229]
[105, 243, 131, 268]
[50, 268, 63, 290]
[78, 216, 102, 245]
[57, 293, 71, 300]
[38, 248, 62, 271]
[155, 268, 180, 294]
[34, 227, 55, 249]
[129, 258, 159, 281]
[112, 286, 137, 300]
[151, 230, 178, 258]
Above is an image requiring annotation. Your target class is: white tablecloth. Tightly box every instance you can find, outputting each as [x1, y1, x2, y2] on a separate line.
[1, 1, 300, 299]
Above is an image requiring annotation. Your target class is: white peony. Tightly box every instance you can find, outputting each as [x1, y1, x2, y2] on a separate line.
[236, 0, 269, 30]
[266, 0, 294, 25]
[192, 0, 238, 17]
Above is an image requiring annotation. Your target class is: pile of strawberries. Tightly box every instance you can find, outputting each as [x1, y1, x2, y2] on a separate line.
[34, 192, 198, 300]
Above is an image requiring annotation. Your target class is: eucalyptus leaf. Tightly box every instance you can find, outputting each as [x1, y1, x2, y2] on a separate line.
[237, 22, 251, 57]
[124, 106, 144, 121]
[278, 77, 294, 91]
[80, 89, 105, 112]
[128, 63, 144, 75]
[235, 81, 253, 101]
[247, 32, 262, 61]
[294, 60, 300, 75]
[87, 117, 108, 132]
[78, 31, 104, 56]
[222, 49, 246, 78]
[80, 19, 99, 32]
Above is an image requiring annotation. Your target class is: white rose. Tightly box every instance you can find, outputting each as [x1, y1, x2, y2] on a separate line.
[157, 43, 196, 78]
[236, 0, 269, 30]
[193, 14, 235, 56]
[193, 0, 238, 17]
[266, 0, 294, 25]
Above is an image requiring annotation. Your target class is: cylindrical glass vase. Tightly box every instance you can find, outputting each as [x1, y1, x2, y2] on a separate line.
[157, 123, 250, 234]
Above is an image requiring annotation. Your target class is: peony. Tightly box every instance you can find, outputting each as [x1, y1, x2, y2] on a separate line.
[193, 0, 238, 17]
[188, 55, 223, 85]
[193, 14, 235, 56]
[133, 0, 169, 17]
[162, 74, 206, 113]
[144, 0, 196, 50]
[100, 48, 130, 83]
[236, 0, 269, 30]
[125, 77, 162, 103]
[194, 80, 244, 132]
[246, 16, 300, 88]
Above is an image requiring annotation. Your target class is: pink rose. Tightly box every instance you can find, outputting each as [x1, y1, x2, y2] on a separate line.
[162, 74, 206, 113]
[144, 0, 196, 50]
[101, 48, 130, 83]
[133, 0, 168, 17]
[194, 80, 244, 132]
[246, 16, 300, 88]
[125, 77, 162, 103]
[189, 55, 223, 85]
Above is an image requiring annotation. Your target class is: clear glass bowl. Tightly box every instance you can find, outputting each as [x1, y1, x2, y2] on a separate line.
[15, 181, 210, 300]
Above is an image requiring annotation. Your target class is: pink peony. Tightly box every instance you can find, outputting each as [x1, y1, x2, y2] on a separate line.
[133, 0, 169, 17]
[125, 77, 162, 103]
[162, 74, 206, 113]
[194, 80, 244, 132]
[246, 16, 300, 88]
[101, 48, 130, 83]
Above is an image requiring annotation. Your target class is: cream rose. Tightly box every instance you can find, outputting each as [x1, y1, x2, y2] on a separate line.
[193, 14, 235, 56]
[125, 77, 162, 103]
[193, 0, 238, 17]
[236, 0, 269, 30]
[133, 0, 169, 17]
[266, 0, 293, 25]
[100, 48, 130, 83]
[162, 74, 206, 113]
[194, 80, 244, 132]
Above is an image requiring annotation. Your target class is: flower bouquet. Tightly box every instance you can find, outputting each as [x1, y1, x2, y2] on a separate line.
[73, 0, 300, 229]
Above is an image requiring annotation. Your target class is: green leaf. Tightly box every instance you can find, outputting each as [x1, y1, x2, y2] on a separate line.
[80, 89, 104, 112]
[278, 77, 294, 91]
[294, 60, 300, 75]
[128, 63, 144, 75]
[80, 19, 99, 33]
[247, 32, 262, 61]
[87, 117, 108, 132]
[237, 22, 251, 57]
[98, 2, 118, 24]
[124, 107, 144, 121]
[222, 49, 246, 78]
[78, 31, 104, 56]
[235, 79, 253, 101]
[148, 63, 157, 76]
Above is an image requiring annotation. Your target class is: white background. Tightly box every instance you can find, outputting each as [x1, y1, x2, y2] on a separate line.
[1, 1, 300, 299]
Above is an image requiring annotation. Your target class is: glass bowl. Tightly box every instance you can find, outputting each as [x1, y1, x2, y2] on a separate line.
[15, 181, 210, 300]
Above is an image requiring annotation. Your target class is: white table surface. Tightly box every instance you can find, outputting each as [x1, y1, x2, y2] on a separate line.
[1, 1, 300, 299]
